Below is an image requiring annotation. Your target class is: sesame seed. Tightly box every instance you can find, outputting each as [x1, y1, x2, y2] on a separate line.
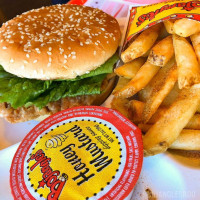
[94, 51, 96, 55]
[64, 60, 67, 64]
[2, 46, 7, 49]
[21, 65, 25, 69]
[72, 55, 76, 59]
[26, 54, 30, 58]
[23, 60, 28, 64]
[47, 62, 51, 67]
[10, 59, 14, 63]
[33, 60, 38, 63]
[47, 52, 52, 56]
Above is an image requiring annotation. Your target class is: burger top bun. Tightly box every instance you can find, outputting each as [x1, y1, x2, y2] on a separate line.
[0, 4, 120, 80]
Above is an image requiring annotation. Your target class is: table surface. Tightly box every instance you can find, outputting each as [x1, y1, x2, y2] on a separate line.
[0, 0, 52, 25]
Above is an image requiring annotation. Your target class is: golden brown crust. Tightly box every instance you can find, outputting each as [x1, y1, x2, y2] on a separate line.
[0, 5, 120, 80]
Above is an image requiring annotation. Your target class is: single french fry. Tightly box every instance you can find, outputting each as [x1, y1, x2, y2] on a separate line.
[141, 113, 200, 130]
[161, 82, 180, 107]
[173, 34, 200, 89]
[186, 114, 200, 129]
[197, 104, 200, 113]
[191, 32, 200, 63]
[129, 100, 145, 124]
[140, 126, 200, 151]
[148, 107, 167, 124]
[129, 100, 167, 124]
[173, 18, 200, 37]
[115, 61, 160, 98]
[142, 62, 177, 123]
[113, 77, 130, 93]
[163, 19, 176, 34]
[170, 129, 200, 150]
[121, 23, 162, 63]
[138, 124, 152, 132]
[158, 24, 170, 39]
[114, 57, 145, 79]
[138, 89, 150, 102]
[148, 36, 174, 66]
[138, 60, 176, 103]
[111, 97, 130, 118]
[143, 86, 200, 156]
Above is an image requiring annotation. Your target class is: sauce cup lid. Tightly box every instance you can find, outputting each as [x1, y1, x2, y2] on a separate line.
[10, 106, 143, 200]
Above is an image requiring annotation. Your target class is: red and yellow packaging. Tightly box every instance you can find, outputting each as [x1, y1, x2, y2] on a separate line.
[124, 0, 200, 47]
[10, 106, 143, 200]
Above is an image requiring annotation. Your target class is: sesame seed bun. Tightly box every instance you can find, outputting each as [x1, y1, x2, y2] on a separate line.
[0, 4, 120, 80]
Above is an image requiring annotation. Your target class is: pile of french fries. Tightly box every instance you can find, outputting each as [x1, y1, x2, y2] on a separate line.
[112, 18, 200, 156]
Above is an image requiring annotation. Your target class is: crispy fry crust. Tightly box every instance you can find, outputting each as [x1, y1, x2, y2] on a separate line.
[114, 57, 145, 79]
[148, 36, 174, 66]
[163, 19, 176, 34]
[170, 129, 200, 150]
[115, 61, 160, 98]
[173, 18, 200, 37]
[191, 32, 200, 63]
[142, 61, 177, 123]
[173, 34, 200, 89]
[143, 87, 200, 156]
[121, 23, 162, 63]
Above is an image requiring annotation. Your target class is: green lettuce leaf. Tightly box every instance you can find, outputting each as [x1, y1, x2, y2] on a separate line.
[0, 54, 118, 109]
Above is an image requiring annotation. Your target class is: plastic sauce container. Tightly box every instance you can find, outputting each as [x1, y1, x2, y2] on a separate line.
[10, 106, 143, 200]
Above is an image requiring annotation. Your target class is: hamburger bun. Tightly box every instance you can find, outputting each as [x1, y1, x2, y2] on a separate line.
[0, 4, 120, 80]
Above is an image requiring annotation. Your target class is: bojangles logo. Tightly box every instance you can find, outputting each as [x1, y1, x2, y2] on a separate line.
[136, 1, 200, 26]
[27, 149, 67, 200]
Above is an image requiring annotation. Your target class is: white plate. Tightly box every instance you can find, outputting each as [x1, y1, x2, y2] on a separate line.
[0, 1, 200, 199]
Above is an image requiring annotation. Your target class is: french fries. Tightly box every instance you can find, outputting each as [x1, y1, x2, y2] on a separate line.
[121, 23, 162, 63]
[161, 83, 180, 107]
[129, 100, 167, 124]
[129, 100, 145, 124]
[143, 87, 200, 156]
[113, 77, 130, 93]
[170, 130, 200, 150]
[139, 126, 200, 151]
[112, 17, 200, 156]
[173, 18, 200, 37]
[111, 96, 130, 118]
[186, 114, 200, 130]
[139, 113, 200, 131]
[173, 34, 200, 89]
[148, 36, 174, 66]
[191, 32, 200, 63]
[163, 19, 175, 34]
[142, 61, 177, 123]
[114, 57, 145, 79]
[115, 61, 160, 98]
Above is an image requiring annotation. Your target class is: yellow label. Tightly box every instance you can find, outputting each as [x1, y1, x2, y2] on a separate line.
[26, 119, 121, 200]
[127, 0, 200, 40]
